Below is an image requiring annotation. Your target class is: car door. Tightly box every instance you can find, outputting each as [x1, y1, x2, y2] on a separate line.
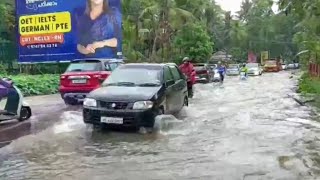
[169, 65, 187, 112]
[163, 66, 175, 113]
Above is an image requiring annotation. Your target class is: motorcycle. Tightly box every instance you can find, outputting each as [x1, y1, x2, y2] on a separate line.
[0, 78, 32, 122]
[212, 69, 222, 83]
[187, 78, 193, 98]
[240, 72, 247, 80]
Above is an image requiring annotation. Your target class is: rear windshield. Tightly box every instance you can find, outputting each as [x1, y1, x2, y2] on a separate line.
[66, 61, 101, 72]
[106, 63, 121, 71]
[265, 61, 276, 65]
[194, 66, 205, 70]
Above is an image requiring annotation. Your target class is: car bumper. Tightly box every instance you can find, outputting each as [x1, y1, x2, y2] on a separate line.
[62, 92, 88, 102]
[195, 75, 209, 82]
[83, 107, 157, 128]
[226, 72, 239, 75]
[264, 68, 279, 72]
[248, 71, 260, 76]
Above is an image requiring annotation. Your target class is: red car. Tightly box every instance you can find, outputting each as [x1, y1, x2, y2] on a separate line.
[194, 63, 213, 83]
[59, 59, 123, 105]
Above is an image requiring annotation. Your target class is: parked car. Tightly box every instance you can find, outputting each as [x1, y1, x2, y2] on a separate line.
[194, 63, 213, 83]
[226, 64, 240, 76]
[247, 63, 263, 75]
[287, 63, 300, 69]
[281, 63, 287, 70]
[263, 60, 281, 72]
[59, 59, 123, 105]
[83, 63, 188, 129]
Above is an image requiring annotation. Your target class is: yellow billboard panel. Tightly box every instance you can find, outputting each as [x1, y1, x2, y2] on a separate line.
[19, 12, 71, 35]
[261, 51, 269, 65]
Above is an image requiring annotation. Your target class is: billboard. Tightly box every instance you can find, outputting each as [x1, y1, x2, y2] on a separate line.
[260, 51, 269, 65]
[16, 0, 122, 63]
[247, 51, 257, 63]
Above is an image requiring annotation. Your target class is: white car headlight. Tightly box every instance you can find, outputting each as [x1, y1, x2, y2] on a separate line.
[83, 98, 97, 107]
[133, 101, 153, 110]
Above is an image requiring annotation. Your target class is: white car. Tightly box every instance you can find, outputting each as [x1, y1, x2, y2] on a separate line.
[246, 63, 263, 76]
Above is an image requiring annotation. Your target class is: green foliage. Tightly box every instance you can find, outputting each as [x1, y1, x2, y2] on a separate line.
[173, 23, 213, 62]
[298, 73, 320, 94]
[9, 74, 59, 96]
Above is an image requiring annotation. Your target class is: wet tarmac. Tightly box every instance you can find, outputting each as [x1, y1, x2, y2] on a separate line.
[1, 71, 320, 180]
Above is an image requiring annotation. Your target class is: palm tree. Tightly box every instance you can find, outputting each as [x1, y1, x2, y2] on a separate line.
[139, 0, 194, 61]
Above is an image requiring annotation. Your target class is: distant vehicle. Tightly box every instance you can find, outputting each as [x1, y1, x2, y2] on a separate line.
[264, 60, 281, 72]
[194, 63, 213, 83]
[286, 63, 300, 69]
[208, 64, 217, 70]
[281, 63, 287, 70]
[226, 64, 240, 76]
[247, 63, 263, 75]
[83, 63, 188, 130]
[59, 59, 123, 105]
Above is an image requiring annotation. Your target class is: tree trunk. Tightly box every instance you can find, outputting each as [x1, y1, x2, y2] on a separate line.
[151, 36, 158, 62]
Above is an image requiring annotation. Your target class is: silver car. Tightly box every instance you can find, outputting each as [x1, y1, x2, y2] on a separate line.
[226, 64, 240, 76]
[247, 63, 263, 76]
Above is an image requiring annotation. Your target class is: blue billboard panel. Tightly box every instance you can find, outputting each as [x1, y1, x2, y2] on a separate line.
[16, 0, 122, 63]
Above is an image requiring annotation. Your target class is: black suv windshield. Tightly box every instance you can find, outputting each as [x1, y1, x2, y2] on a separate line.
[103, 67, 162, 86]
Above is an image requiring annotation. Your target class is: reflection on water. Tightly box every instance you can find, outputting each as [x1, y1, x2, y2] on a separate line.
[1, 72, 320, 179]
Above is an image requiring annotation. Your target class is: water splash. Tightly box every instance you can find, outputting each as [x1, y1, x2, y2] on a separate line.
[53, 111, 84, 134]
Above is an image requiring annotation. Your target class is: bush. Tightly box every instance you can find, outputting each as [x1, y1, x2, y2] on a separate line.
[298, 73, 320, 94]
[8, 74, 59, 96]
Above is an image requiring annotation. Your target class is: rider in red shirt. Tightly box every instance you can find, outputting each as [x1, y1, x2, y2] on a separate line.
[179, 57, 195, 97]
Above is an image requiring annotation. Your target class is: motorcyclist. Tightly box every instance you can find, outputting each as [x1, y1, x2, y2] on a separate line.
[217, 62, 226, 82]
[0, 78, 19, 114]
[179, 57, 195, 97]
[240, 63, 248, 77]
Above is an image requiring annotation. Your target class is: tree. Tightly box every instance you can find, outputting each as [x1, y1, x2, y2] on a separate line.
[173, 23, 214, 62]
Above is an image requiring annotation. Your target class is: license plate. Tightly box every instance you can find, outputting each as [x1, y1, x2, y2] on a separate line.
[72, 79, 86, 84]
[101, 117, 123, 124]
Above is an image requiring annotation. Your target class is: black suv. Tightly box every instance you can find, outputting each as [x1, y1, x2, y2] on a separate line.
[83, 63, 188, 129]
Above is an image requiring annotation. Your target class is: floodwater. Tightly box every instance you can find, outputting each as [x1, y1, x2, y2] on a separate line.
[1, 71, 320, 180]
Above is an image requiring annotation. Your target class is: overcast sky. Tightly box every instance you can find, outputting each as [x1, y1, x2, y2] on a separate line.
[216, 0, 279, 14]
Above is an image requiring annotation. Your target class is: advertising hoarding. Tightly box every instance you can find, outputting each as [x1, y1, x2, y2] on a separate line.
[16, 0, 122, 63]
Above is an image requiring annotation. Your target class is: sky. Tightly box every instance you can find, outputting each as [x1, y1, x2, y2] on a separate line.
[216, 0, 279, 14]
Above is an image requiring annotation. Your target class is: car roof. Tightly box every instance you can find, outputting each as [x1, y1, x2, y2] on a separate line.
[119, 63, 166, 70]
[71, 58, 123, 63]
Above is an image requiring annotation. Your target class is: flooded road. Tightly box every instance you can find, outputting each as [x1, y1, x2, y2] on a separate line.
[1, 71, 320, 179]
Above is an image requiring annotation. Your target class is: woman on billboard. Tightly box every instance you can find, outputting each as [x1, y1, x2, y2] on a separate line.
[76, 0, 121, 58]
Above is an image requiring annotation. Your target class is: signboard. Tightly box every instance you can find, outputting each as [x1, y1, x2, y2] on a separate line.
[260, 51, 269, 65]
[247, 51, 257, 63]
[16, 0, 122, 63]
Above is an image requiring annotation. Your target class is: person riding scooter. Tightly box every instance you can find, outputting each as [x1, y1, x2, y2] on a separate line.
[179, 57, 195, 97]
[240, 63, 248, 77]
[0, 77, 31, 121]
[217, 63, 226, 82]
[0, 78, 20, 115]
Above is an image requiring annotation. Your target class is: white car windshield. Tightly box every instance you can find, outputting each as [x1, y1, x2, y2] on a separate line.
[103, 67, 161, 86]
[228, 65, 238, 69]
[246, 63, 259, 68]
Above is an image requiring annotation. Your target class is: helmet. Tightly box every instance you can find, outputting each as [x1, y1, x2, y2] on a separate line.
[242, 63, 246, 67]
[182, 57, 190, 62]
